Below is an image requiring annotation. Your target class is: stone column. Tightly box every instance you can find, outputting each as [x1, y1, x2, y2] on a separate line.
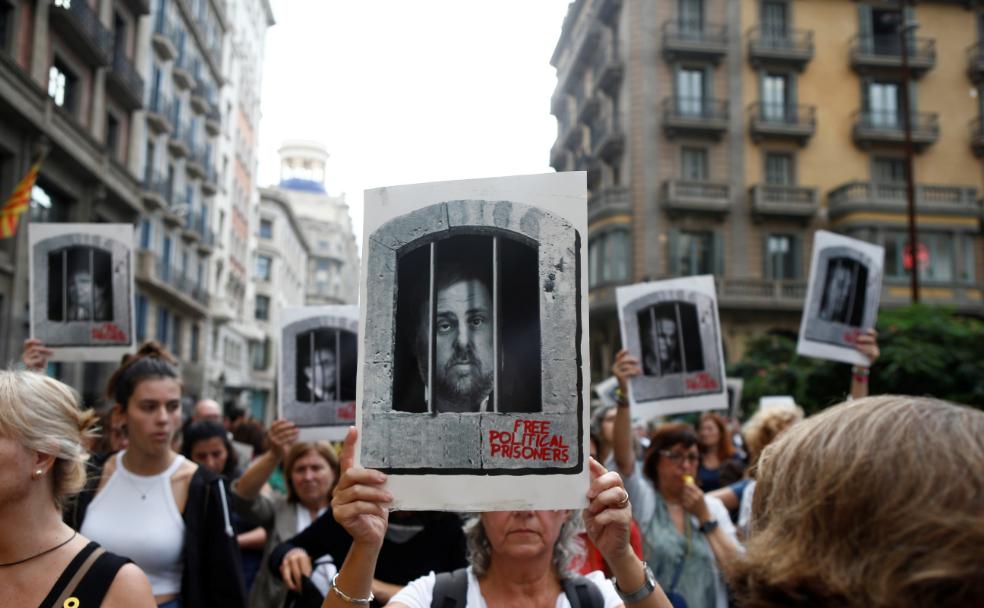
[29, 0, 50, 85]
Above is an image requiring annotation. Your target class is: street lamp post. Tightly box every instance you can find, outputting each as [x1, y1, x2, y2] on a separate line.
[898, 6, 920, 303]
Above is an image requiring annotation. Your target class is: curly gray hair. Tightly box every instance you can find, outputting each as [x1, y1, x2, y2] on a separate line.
[463, 512, 585, 579]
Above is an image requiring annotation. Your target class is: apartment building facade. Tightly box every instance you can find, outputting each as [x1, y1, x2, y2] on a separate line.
[550, 0, 984, 377]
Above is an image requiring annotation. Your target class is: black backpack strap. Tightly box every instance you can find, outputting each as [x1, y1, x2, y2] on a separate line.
[430, 567, 470, 608]
[562, 575, 606, 608]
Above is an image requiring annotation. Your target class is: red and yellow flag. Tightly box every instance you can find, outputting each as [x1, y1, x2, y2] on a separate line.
[0, 158, 42, 239]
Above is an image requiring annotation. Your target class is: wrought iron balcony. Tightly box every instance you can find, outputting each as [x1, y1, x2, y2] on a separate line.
[141, 172, 170, 212]
[827, 181, 980, 220]
[663, 97, 728, 139]
[662, 179, 730, 215]
[747, 27, 814, 70]
[662, 20, 727, 63]
[146, 92, 173, 134]
[852, 110, 939, 150]
[196, 228, 216, 256]
[748, 102, 816, 144]
[588, 187, 630, 224]
[590, 111, 624, 160]
[185, 145, 206, 179]
[749, 184, 819, 219]
[591, 32, 623, 94]
[182, 213, 201, 244]
[107, 47, 144, 110]
[967, 41, 984, 83]
[205, 103, 221, 136]
[190, 80, 209, 114]
[849, 34, 935, 77]
[172, 52, 195, 90]
[972, 117, 984, 157]
[152, 14, 177, 60]
[201, 164, 219, 195]
[49, 0, 113, 66]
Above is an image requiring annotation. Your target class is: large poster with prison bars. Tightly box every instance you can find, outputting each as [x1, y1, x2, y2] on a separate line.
[280, 306, 359, 441]
[796, 230, 884, 366]
[616, 276, 727, 417]
[357, 172, 590, 511]
[28, 223, 135, 361]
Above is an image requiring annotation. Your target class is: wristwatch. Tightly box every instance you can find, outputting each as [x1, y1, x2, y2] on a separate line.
[613, 561, 657, 604]
[699, 518, 719, 534]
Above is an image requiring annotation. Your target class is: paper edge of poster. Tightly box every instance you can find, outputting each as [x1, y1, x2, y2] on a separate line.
[354, 172, 590, 509]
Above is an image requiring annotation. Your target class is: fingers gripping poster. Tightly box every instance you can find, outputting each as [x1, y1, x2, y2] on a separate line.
[356, 172, 590, 511]
[616, 276, 727, 417]
[28, 223, 136, 361]
[279, 306, 359, 441]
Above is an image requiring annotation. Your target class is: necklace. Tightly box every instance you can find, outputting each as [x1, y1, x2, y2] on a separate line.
[0, 531, 77, 568]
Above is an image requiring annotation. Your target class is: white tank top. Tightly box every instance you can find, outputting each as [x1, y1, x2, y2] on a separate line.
[80, 451, 187, 596]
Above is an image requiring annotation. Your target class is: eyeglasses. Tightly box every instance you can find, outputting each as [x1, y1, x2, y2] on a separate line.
[659, 450, 700, 464]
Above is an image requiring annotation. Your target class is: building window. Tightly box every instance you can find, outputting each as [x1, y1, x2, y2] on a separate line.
[761, 72, 792, 121]
[172, 316, 182, 357]
[671, 230, 716, 276]
[676, 67, 706, 116]
[139, 218, 152, 250]
[48, 61, 77, 112]
[135, 295, 148, 341]
[255, 255, 272, 280]
[764, 234, 800, 280]
[190, 323, 200, 362]
[106, 113, 121, 159]
[678, 0, 704, 33]
[761, 0, 789, 38]
[865, 80, 902, 128]
[884, 231, 955, 282]
[872, 156, 907, 183]
[962, 234, 976, 283]
[156, 307, 171, 345]
[681, 147, 708, 181]
[255, 294, 270, 320]
[250, 338, 269, 370]
[764, 152, 794, 186]
[258, 218, 273, 239]
[589, 229, 631, 287]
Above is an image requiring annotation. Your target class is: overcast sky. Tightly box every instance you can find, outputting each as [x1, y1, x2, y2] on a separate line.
[257, 0, 571, 251]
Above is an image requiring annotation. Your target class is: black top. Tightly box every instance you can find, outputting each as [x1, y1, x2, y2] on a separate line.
[39, 541, 130, 608]
[269, 511, 468, 586]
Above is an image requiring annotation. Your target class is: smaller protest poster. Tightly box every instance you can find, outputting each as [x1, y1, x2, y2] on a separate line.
[279, 306, 359, 441]
[796, 230, 884, 366]
[29, 223, 135, 361]
[593, 376, 620, 409]
[725, 377, 744, 419]
[616, 275, 727, 417]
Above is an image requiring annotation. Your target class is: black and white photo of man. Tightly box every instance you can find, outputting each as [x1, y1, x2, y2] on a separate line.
[295, 328, 356, 404]
[48, 246, 112, 322]
[818, 257, 867, 326]
[638, 305, 681, 377]
[392, 234, 541, 414]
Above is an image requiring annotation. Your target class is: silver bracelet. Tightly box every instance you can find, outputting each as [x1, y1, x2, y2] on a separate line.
[330, 573, 374, 606]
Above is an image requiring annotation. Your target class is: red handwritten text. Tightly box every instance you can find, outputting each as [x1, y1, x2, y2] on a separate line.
[337, 401, 356, 421]
[685, 372, 720, 392]
[842, 328, 862, 344]
[91, 323, 127, 343]
[488, 419, 570, 463]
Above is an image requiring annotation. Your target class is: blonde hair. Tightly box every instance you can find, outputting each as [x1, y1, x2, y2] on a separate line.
[742, 402, 804, 468]
[0, 370, 99, 508]
[730, 396, 984, 608]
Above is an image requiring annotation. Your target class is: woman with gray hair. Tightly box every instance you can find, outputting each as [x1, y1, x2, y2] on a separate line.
[324, 428, 673, 608]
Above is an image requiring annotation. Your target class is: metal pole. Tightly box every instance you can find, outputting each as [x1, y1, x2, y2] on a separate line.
[898, 8, 920, 303]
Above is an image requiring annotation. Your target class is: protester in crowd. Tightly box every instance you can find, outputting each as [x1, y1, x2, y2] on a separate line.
[695, 412, 744, 493]
[590, 405, 617, 466]
[182, 420, 267, 595]
[0, 370, 155, 607]
[577, 432, 644, 578]
[89, 406, 128, 455]
[232, 419, 268, 460]
[191, 399, 223, 424]
[730, 395, 984, 607]
[324, 427, 672, 608]
[65, 341, 247, 608]
[231, 420, 347, 608]
[20, 338, 53, 373]
[849, 328, 879, 399]
[613, 348, 740, 608]
[709, 402, 804, 538]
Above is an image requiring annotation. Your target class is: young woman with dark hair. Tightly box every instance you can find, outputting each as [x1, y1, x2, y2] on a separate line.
[65, 341, 247, 608]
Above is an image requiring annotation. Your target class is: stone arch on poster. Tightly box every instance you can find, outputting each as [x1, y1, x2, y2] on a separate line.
[361, 199, 583, 473]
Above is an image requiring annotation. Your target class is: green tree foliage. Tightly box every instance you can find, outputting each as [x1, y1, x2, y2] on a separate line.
[728, 305, 984, 416]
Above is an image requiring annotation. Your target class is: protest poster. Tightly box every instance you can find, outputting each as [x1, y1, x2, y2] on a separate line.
[725, 377, 744, 419]
[357, 172, 589, 510]
[796, 230, 884, 366]
[616, 276, 727, 417]
[280, 305, 359, 441]
[593, 376, 620, 409]
[28, 223, 135, 361]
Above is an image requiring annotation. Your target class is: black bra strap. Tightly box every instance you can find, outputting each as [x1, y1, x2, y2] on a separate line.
[38, 541, 131, 608]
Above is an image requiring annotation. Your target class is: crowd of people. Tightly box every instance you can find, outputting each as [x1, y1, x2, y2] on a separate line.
[2, 333, 982, 608]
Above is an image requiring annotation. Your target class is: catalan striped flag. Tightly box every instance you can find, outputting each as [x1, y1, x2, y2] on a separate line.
[0, 158, 42, 239]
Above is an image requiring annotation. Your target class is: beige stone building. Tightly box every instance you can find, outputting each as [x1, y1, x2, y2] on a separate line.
[550, 0, 984, 378]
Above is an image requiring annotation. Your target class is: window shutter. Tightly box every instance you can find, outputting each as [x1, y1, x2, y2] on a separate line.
[713, 232, 725, 276]
[791, 234, 803, 279]
[668, 229, 680, 276]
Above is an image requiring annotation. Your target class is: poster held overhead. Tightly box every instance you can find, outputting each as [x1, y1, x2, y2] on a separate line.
[357, 172, 590, 511]
[279, 306, 359, 441]
[616, 276, 727, 417]
[28, 223, 135, 361]
[796, 230, 884, 366]
[725, 378, 744, 419]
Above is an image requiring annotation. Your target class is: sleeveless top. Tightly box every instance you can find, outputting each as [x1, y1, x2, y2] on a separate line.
[80, 452, 187, 596]
[38, 541, 131, 608]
